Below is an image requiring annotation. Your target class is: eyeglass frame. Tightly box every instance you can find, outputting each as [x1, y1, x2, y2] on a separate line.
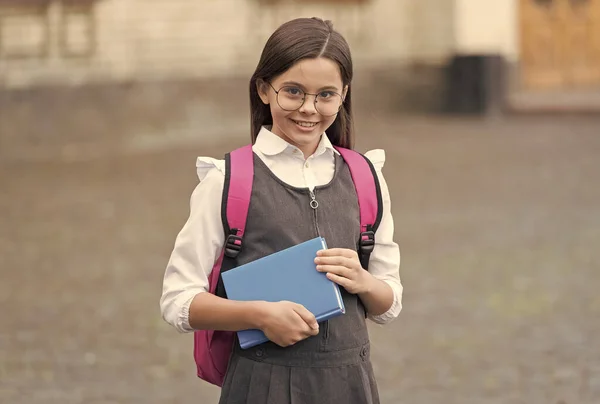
[266, 82, 344, 117]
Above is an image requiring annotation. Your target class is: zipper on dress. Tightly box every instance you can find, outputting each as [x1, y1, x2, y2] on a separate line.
[310, 189, 329, 344]
[309, 189, 321, 238]
[322, 320, 330, 341]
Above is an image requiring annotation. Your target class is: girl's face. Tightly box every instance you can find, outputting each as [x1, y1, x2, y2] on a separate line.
[258, 57, 347, 158]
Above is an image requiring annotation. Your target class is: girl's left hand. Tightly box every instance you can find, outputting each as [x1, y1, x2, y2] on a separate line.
[315, 248, 374, 295]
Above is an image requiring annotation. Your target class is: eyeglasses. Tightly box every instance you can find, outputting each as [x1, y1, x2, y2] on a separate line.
[267, 82, 343, 117]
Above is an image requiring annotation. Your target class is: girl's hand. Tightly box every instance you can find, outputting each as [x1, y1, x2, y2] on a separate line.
[315, 248, 375, 295]
[258, 301, 319, 347]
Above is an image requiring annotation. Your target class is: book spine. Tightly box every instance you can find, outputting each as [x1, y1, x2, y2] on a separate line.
[320, 237, 345, 316]
[331, 281, 345, 315]
[315, 307, 345, 323]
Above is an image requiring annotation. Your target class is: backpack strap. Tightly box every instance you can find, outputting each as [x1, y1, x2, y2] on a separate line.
[334, 147, 384, 269]
[210, 144, 254, 298]
[222, 144, 254, 258]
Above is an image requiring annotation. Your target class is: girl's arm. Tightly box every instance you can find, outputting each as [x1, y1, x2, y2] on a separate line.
[316, 248, 396, 318]
[315, 150, 402, 324]
[361, 149, 403, 324]
[357, 275, 395, 317]
[160, 165, 227, 333]
[161, 163, 318, 345]
[188, 293, 266, 331]
[189, 293, 320, 349]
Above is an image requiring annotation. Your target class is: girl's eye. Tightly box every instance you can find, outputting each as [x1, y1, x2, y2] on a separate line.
[319, 91, 334, 99]
[284, 87, 303, 96]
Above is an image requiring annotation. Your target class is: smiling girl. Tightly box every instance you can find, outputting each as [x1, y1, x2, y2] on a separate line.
[160, 17, 402, 404]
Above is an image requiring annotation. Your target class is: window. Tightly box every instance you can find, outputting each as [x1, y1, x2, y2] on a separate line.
[0, 0, 98, 60]
[58, 0, 97, 59]
[0, 0, 51, 59]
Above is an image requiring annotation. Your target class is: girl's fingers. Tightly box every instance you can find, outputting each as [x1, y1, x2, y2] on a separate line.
[315, 256, 356, 269]
[292, 304, 319, 330]
[326, 272, 352, 289]
[317, 248, 357, 258]
[316, 264, 352, 278]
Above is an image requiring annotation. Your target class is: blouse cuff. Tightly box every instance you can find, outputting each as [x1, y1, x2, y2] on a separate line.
[177, 294, 198, 333]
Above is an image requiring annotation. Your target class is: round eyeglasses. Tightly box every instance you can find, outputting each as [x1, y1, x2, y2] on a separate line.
[267, 82, 343, 117]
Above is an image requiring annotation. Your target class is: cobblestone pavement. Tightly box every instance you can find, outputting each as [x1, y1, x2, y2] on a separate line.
[1, 115, 599, 404]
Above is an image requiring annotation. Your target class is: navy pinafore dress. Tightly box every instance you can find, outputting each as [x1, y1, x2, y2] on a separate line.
[218, 154, 380, 404]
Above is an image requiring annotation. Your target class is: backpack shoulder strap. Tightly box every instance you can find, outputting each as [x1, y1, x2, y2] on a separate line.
[209, 144, 254, 298]
[221, 144, 254, 258]
[334, 146, 384, 269]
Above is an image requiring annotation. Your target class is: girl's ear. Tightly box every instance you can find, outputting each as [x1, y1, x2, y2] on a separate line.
[257, 79, 270, 105]
[342, 85, 349, 101]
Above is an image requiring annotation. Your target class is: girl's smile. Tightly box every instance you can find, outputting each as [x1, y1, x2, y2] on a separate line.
[290, 119, 319, 128]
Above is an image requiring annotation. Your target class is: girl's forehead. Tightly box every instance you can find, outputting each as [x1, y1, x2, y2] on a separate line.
[275, 57, 343, 89]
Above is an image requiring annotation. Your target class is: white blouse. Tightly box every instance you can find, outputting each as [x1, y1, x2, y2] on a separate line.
[160, 127, 403, 333]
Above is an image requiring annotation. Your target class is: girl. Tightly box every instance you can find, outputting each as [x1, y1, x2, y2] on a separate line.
[161, 17, 402, 404]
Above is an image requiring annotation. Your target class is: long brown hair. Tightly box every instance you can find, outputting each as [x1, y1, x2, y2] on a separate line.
[249, 17, 355, 149]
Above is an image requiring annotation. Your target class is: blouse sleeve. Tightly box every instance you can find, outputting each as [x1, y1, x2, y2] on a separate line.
[159, 157, 226, 333]
[363, 149, 403, 325]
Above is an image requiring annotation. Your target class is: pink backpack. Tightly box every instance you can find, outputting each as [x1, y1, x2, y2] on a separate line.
[193, 144, 383, 386]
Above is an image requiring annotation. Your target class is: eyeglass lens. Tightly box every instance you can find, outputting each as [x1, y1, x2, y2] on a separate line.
[276, 86, 342, 116]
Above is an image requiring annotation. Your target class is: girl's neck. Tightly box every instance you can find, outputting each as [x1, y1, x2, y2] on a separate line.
[299, 143, 319, 160]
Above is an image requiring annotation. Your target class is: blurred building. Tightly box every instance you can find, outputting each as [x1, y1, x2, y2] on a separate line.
[0, 0, 455, 86]
[1, 0, 599, 90]
[0, 0, 599, 158]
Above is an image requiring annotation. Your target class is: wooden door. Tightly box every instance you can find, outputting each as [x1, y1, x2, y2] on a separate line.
[565, 0, 600, 86]
[520, 0, 600, 90]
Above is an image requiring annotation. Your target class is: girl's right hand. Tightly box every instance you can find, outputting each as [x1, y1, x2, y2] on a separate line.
[258, 301, 319, 347]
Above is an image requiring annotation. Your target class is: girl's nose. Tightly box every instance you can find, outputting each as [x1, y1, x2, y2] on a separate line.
[299, 95, 318, 115]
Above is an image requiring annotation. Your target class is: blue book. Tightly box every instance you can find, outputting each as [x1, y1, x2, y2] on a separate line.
[221, 237, 346, 349]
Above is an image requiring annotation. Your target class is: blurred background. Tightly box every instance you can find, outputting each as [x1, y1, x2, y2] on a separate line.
[1, 0, 599, 403]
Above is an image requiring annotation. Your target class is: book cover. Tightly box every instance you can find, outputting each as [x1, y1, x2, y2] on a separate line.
[221, 237, 346, 349]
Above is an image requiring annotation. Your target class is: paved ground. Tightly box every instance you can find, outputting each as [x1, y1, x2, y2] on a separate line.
[1, 114, 599, 404]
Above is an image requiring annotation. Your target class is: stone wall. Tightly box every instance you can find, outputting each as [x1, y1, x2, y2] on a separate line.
[0, 0, 454, 87]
